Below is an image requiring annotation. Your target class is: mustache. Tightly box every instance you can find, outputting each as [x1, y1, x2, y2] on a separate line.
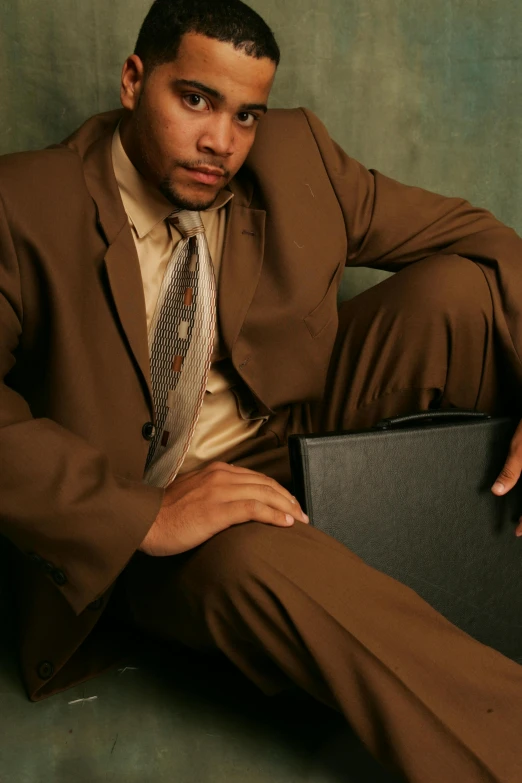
[176, 159, 231, 179]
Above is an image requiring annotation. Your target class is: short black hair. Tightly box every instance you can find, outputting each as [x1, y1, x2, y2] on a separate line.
[134, 0, 280, 71]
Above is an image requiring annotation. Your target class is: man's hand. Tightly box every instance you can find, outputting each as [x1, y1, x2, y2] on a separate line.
[139, 461, 310, 557]
[491, 419, 522, 536]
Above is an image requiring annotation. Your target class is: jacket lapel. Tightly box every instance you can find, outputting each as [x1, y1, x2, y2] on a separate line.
[219, 174, 266, 356]
[103, 226, 153, 412]
[64, 111, 268, 412]
[75, 115, 153, 414]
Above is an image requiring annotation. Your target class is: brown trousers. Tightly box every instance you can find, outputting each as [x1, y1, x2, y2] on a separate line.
[123, 255, 522, 783]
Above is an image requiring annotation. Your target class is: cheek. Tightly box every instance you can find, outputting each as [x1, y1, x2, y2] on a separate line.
[230, 133, 257, 168]
[148, 122, 190, 168]
[160, 111, 200, 150]
[139, 99, 183, 151]
[164, 130, 198, 166]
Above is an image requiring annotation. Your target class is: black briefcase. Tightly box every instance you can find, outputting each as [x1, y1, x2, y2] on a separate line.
[288, 411, 522, 662]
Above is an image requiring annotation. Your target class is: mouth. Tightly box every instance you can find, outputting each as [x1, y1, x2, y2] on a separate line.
[182, 166, 226, 186]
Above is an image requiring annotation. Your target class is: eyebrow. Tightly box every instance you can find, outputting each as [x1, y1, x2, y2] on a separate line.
[174, 79, 268, 114]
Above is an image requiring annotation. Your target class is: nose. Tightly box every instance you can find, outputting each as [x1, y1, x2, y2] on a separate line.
[198, 113, 234, 158]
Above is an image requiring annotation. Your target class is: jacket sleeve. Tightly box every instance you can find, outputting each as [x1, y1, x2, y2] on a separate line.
[302, 107, 522, 387]
[0, 193, 164, 616]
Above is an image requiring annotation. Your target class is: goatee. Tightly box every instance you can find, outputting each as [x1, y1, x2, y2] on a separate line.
[158, 179, 220, 212]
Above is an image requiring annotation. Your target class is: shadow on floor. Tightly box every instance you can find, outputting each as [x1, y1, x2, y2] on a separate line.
[0, 621, 401, 783]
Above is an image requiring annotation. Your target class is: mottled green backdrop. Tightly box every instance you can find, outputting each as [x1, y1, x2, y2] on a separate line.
[1, 6, 522, 780]
[1, 1, 521, 230]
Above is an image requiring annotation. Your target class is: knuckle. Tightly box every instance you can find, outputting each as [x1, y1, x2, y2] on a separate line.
[245, 499, 261, 517]
[204, 470, 223, 486]
[206, 461, 226, 473]
[261, 484, 277, 498]
[499, 464, 518, 481]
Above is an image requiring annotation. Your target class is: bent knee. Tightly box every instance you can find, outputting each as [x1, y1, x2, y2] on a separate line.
[387, 254, 490, 319]
[341, 254, 493, 330]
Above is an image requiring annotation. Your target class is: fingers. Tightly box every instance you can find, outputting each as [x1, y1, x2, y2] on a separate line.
[491, 460, 521, 496]
[226, 471, 299, 507]
[203, 461, 304, 513]
[493, 456, 522, 536]
[491, 423, 522, 536]
[492, 438, 522, 497]
[222, 499, 303, 530]
[211, 482, 309, 524]
[165, 462, 310, 540]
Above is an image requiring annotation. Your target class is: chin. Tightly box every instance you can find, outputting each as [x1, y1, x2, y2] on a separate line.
[159, 179, 220, 212]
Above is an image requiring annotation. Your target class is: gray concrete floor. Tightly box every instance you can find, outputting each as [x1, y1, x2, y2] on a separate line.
[0, 606, 400, 783]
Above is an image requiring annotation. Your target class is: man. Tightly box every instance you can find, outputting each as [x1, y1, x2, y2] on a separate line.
[2, 1, 522, 781]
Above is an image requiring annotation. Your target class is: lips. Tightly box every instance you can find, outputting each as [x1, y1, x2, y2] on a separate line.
[183, 166, 225, 186]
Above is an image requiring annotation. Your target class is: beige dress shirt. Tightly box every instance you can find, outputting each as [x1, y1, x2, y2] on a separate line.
[112, 127, 267, 478]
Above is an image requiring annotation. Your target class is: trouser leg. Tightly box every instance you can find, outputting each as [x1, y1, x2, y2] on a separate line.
[214, 253, 512, 487]
[123, 255, 522, 782]
[310, 253, 506, 433]
[126, 521, 522, 783]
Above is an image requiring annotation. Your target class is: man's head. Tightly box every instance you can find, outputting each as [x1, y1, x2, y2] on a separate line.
[119, 0, 279, 211]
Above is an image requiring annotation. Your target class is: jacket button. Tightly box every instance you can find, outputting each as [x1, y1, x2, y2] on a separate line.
[37, 661, 54, 680]
[87, 598, 104, 611]
[27, 552, 43, 565]
[142, 422, 156, 441]
[42, 561, 55, 575]
[52, 570, 67, 586]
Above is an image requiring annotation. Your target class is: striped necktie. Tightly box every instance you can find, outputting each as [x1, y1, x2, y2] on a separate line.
[144, 209, 216, 487]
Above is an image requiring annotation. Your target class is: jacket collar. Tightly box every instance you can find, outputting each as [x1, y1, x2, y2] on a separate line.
[61, 108, 255, 237]
[61, 110, 267, 412]
[63, 110, 154, 410]
[111, 122, 234, 239]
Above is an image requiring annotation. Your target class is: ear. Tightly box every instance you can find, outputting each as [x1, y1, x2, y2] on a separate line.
[120, 55, 146, 111]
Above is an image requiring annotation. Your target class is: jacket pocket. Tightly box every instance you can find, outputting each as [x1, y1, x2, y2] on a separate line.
[303, 262, 343, 338]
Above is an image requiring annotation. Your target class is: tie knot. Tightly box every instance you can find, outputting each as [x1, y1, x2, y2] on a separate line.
[168, 209, 204, 238]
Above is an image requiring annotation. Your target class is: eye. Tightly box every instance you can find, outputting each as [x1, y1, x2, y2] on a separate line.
[183, 94, 208, 112]
[236, 112, 258, 129]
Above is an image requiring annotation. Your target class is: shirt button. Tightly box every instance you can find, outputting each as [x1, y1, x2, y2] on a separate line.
[52, 570, 67, 587]
[87, 598, 104, 611]
[142, 422, 156, 441]
[42, 561, 55, 575]
[37, 661, 54, 680]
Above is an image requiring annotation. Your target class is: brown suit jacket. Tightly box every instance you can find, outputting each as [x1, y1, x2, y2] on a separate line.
[1, 107, 522, 701]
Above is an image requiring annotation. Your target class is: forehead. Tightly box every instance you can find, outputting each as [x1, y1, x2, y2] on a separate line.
[151, 32, 276, 104]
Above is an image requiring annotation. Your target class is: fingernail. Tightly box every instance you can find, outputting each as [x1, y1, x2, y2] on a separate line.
[285, 514, 294, 525]
[303, 514, 310, 523]
[516, 530, 522, 537]
[291, 497, 297, 504]
[492, 482, 505, 494]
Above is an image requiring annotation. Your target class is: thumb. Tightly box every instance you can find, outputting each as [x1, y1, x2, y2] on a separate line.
[491, 455, 522, 496]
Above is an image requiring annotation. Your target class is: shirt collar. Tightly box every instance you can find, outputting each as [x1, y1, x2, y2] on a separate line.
[111, 124, 234, 239]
